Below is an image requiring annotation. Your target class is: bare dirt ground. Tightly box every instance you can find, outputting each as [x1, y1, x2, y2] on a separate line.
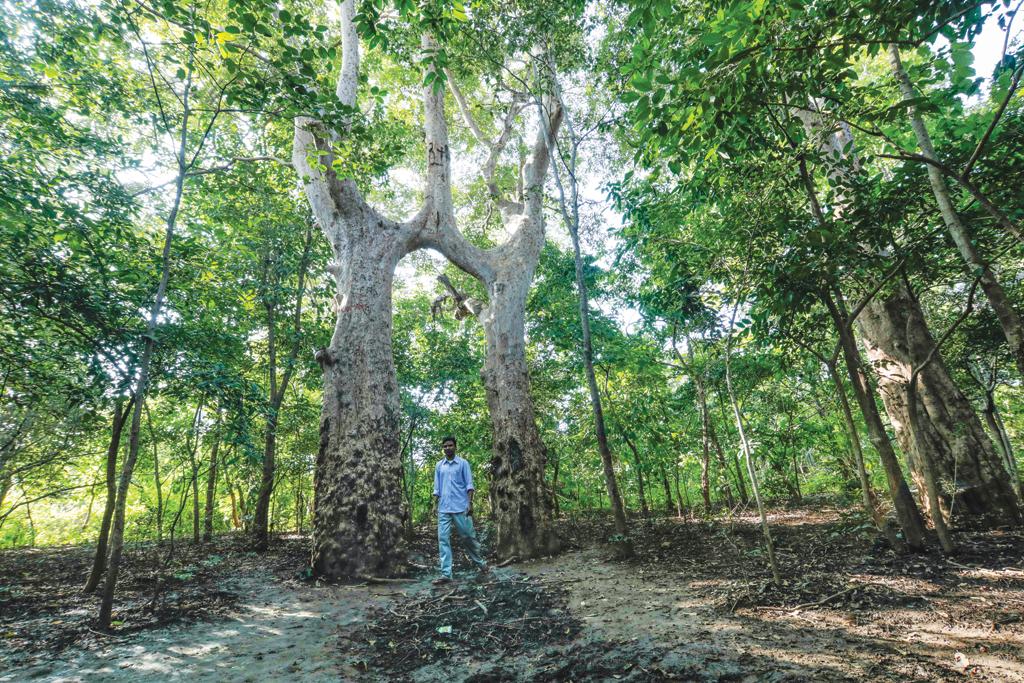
[2, 505, 1022, 681]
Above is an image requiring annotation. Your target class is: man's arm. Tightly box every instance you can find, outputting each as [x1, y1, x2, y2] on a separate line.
[465, 460, 475, 515]
[432, 463, 441, 512]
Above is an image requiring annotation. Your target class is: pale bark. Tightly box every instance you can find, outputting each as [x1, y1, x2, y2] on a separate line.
[889, 44, 1024, 379]
[415, 47, 564, 560]
[724, 304, 781, 584]
[297, 2, 428, 577]
[858, 282, 1021, 526]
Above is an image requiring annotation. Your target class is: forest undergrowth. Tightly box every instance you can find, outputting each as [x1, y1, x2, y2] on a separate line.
[2, 504, 1023, 681]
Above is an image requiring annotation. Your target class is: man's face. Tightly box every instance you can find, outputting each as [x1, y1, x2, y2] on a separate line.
[442, 441, 456, 459]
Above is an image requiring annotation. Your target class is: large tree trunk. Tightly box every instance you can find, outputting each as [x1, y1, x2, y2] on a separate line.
[83, 398, 131, 594]
[309, 226, 410, 578]
[294, 2, 442, 578]
[858, 282, 1021, 526]
[480, 272, 561, 558]
[420, 56, 565, 562]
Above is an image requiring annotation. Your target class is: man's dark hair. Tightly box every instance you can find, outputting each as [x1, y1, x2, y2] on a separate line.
[441, 436, 457, 446]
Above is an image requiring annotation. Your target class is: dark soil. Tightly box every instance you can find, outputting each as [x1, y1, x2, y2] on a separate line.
[343, 573, 583, 675]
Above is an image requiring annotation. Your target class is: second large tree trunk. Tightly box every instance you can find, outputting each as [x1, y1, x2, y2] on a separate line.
[480, 271, 560, 559]
[858, 283, 1021, 526]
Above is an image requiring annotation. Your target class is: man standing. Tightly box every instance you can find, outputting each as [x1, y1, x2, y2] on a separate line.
[432, 436, 488, 584]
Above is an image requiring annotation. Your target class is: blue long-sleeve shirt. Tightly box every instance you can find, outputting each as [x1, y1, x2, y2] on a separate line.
[433, 456, 474, 514]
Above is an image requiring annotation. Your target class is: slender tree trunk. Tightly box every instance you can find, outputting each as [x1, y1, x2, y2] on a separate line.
[619, 431, 650, 518]
[982, 392, 1021, 498]
[907, 376, 956, 552]
[673, 461, 685, 517]
[562, 171, 629, 539]
[685, 344, 737, 509]
[145, 405, 163, 544]
[724, 311, 781, 585]
[84, 398, 131, 594]
[823, 290, 928, 550]
[889, 44, 1024, 378]
[699, 433, 712, 512]
[659, 462, 674, 514]
[203, 416, 220, 542]
[252, 412, 278, 550]
[858, 282, 1021, 526]
[97, 51, 197, 628]
[551, 449, 561, 519]
[826, 361, 890, 536]
[228, 481, 240, 530]
[185, 400, 204, 545]
[710, 383, 749, 503]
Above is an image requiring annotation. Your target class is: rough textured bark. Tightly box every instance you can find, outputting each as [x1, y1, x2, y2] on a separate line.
[889, 44, 1024, 379]
[83, 398, 131, 594]
[296, 2, 429, 577]
[305, 212, 412, 577]
[858, 282, 1021, 526]
[477, 265, 561, 557]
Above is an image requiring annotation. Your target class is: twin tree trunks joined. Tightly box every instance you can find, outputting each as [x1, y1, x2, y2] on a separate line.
[295, 0, 560, 578]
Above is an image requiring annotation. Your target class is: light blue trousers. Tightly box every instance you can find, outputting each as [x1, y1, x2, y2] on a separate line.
[437, 512, 486, 578]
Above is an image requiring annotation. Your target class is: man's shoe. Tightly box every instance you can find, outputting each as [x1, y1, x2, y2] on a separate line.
[432, 576, 452, 585]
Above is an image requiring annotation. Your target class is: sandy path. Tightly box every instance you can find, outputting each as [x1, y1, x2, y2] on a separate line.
[1, 573, 424, 682]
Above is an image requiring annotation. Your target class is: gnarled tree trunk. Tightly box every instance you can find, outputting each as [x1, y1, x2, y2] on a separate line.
[858, 282, 1021, 526]
[306, 210, 413, 578]
[479, 268, 560, 557]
